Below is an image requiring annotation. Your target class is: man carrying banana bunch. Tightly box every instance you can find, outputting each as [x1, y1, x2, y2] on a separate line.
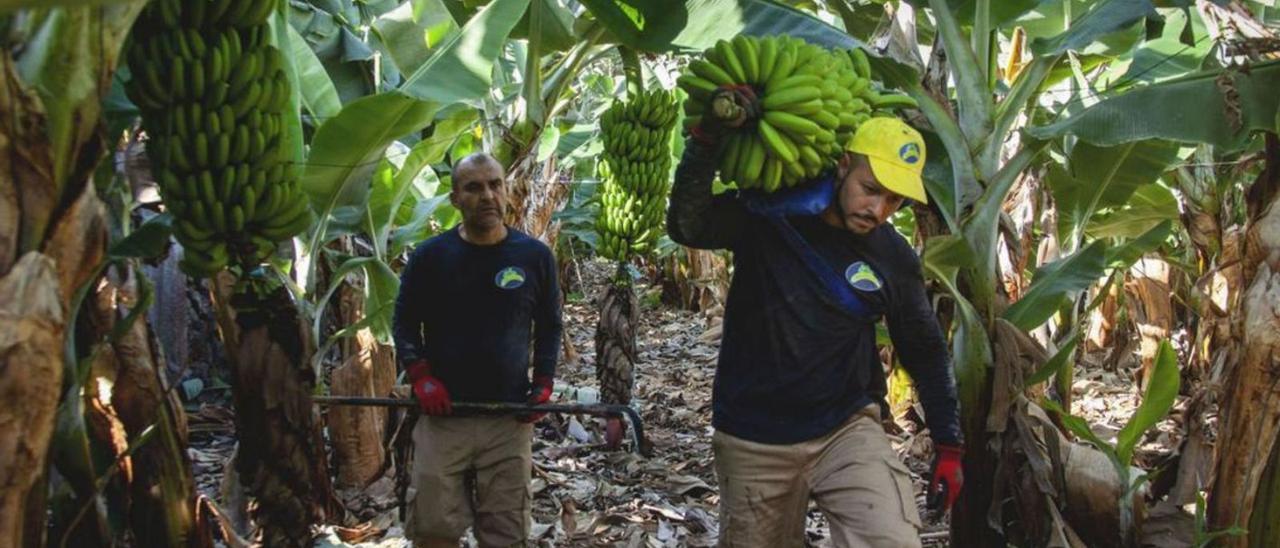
[668, 87, 964, 547]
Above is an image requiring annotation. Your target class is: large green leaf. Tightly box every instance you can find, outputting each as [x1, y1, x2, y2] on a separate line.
[366, 107, 475, 256]
[1002, 240, 1108, 331]
[1087, 184, 1179, 240]
[926, 0, 991, 148]
[1043, 399, 1118, 463]
[1025, 330, 1083, 387]
[923, 234, 977, 283]
[1, 0, 138, 9]
[1028, 60, 1280, 151]
[1108, 8, 1211, 87]
[372, 0, 459, 81]
[108, 213, 172, 260]
[390, 195, 453, 253]
[905, 0, 1039, 29]
[921, 234, 990, 436]
[576, 0, 859, 52]
[1023, 0, 1155, 56]
[312, 255, 401, 343]
[394, 0, 530, 104]
[1048, 140, 1182, 241]
[1105, 219, 1173, 268]
[361, 258, 400, 342]
[302, 92, 442, 246]
[510, 0, 577, 52]
[1115, 340, 1180, 464]
[287, 23, 341, 119]
[271, 9, 307, 181]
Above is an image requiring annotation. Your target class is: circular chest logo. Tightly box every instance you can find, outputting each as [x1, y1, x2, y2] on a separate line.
[845, 261, 883, 292]
[898, 142, 921, 164]
[495, 266, 526, 289]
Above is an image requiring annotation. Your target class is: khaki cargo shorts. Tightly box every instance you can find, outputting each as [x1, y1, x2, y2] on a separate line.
[405, 415, 533, 547]
[713, 404, 923, 548]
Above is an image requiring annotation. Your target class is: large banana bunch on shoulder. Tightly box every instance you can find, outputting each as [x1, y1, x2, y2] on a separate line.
[677, 35, 917, 192]
[596, 89, 678, 262]
[125, 0, 310, 277]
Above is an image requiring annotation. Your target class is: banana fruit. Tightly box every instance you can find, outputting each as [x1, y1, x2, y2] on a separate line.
[125, 0, 309, 277]
[596, 89, 678, 262]
[676, 36, 915, 192]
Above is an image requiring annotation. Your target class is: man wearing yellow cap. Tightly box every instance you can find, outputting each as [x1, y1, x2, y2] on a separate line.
[670, 86, 963, 547]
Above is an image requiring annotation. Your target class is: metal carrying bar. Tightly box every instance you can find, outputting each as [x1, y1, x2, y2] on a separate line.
[313, 396, 650, 456]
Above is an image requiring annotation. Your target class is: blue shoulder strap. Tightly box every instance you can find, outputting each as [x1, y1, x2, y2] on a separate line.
[740, 176, 878, 322]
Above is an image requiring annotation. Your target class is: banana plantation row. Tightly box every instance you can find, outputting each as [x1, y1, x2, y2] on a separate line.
[1, 0, 1279, 547]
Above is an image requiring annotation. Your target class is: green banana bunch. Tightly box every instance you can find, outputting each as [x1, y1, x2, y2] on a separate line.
[125, 0, 310, 277]
[677, 35, 917, 192]
[596, 89, 678, 262]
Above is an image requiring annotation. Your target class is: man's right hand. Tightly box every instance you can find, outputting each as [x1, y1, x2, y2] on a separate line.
[406, 359, 452, 415]
[691, 85, 761, 143]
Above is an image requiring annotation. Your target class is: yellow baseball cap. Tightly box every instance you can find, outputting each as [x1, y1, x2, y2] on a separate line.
[844, 117, 928, 204]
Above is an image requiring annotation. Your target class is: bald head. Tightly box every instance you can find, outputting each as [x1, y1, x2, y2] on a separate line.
[450, 151, 508, 232]
[453, 152, 504, 185]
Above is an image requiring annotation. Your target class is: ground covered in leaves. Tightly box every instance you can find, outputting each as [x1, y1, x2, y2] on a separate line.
[188, 259, 1186, 547]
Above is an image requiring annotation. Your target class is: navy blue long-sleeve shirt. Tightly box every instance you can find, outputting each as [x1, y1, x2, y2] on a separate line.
[667, 138, 962, 445]
[392, 227, 562, 403]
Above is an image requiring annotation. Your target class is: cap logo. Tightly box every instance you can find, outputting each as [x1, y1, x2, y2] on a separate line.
[898, 142, 921, 165]
[845, 261, 883, 291]
[495, 266, 526, 289]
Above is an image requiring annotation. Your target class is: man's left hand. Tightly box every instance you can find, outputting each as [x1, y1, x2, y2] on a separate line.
[928, 444, 964, 513]
[518, 375, 554, 423]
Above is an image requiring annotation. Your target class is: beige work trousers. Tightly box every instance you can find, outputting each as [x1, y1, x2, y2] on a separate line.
[713, 405, 923, 548]
[405, 415, 533, 547]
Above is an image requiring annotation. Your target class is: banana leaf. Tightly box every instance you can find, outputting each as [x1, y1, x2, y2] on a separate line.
[0, 0, 138, 9]
[1116, 340, 1180, 464]
[1025, 330, 1083, 387]
[1002, 240, 1108, 331]
[1022, 0, 1155, 56]
[312, 254, 400, 344]
[1105, 7, 1211, 88]
[366, 107, 475, 257]
[394, 0, 530, 105]
[371, 0, 458, 82]
[1087, 185, 1179, 240]
[509, 0, 577, 52]
[1103, 218, 1173, 268]
[1047, 139, 1182, 242]
[287, 23, 341, 119]
[576, 0, 859, 52]
[301, 92, 442, 248]
[1028, 59, 1280, 152]
[303, 0, 521, 246]
[903, 0, 1040, 29]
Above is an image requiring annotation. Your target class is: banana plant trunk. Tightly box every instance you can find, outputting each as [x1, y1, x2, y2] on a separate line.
[1210, 134, 1280, 546]
[0, 5, 143, 543]
[329, 278, 396, 489]
[0, 253, 66, 548]
[596, 265, 638, 409]
[210, 274, 334, 547]
[82, 262, 207, 548]
[508, 146, 570, 245]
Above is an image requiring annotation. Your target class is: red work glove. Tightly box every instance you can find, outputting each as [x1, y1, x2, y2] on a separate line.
[518, 375, 554, 423]
[406, 359, 452, 416]
[928, 444, 964, 513]
[690, 84, 761, 144]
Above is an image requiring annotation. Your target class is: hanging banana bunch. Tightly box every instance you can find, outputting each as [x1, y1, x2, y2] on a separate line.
[596, 88, 679, 262]
[125, 0, 311, 276]
[676, 35, 917, 192]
